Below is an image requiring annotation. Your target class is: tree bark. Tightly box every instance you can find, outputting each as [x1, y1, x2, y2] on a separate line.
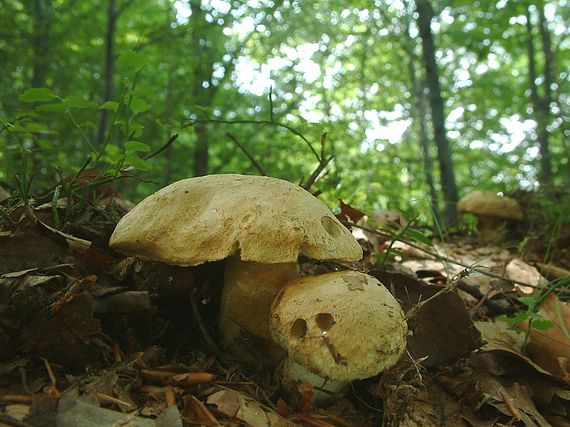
[525, 5, 553, 185]
[187, 0, 282, 177]
[414, 0, 459, 225]
[403, 2, 440, 223]
[97, 0, 117, 146]
[537, 4, 554, 184]
[31, 0, 51, 88]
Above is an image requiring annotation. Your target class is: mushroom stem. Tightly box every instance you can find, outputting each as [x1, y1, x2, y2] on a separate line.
[278, 357, 348, 403]
[476, 215, 508, 243]
[219, 258, 299, 362]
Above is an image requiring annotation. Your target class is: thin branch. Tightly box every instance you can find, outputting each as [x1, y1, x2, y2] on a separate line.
[183, 118, 320, 161]
[142, 134, 178, 160]
[226, 133, 266, 176]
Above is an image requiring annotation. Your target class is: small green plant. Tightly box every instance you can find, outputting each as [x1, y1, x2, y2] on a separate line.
[498, 291, 555, 352]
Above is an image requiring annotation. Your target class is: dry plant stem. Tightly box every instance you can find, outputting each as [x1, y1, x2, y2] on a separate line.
[0, 414, 33, 427]
[344, 220, 537, 290]
[189, 289, 224, 360]
[405, 269, 471, 321]
[219, 258, 299, 359]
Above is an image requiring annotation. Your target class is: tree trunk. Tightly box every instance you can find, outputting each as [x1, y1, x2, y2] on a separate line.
[31, 0, 51, 88]
[97, 0, 117, 146]
[414, 0, 459, 225]
[29, 0, 52, 182]
[186, 0, 281, 177]
[193, 122, 209, 176]
[403, 2, 440, 223]
[537, 4, 554, 184]
[525, 5, 553, 185]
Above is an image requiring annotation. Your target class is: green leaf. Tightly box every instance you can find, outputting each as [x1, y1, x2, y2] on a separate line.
[125, 153, 151, 170]
[19, 88, 56, 102]
[11, 122, 52, 133]
[518, 296, 540, 309]
[79, 121, 97, 129]
[35, 103, 67, 113]
[403, 229, 432, 245]
[128, 122, 145, 138]
[529, 319, 555, 330]
[100, 101, 120, 112]
[117, 50, 147, 71]
[65, 95, 97, 109]
[130, 97, 151, 114]
[125, 140, 151, 153]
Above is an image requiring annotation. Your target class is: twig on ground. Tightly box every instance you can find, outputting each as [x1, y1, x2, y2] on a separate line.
[189, 289, 224, 361]
[405, 268, 472, 320]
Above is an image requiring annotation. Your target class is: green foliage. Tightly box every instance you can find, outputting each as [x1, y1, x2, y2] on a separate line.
[499, 289, 556, 351]
[0, 0, 568, 214]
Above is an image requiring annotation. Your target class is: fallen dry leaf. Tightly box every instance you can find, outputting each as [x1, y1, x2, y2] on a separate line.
[506, 258, 546, 294]
[207, 389, 296, 427]
[370, 270, 483, 366]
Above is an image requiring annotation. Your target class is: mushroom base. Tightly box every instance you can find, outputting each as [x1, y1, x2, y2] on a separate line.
[476, 215, 509, 243]
[218, 258, 299, 364]
[277, 357, 348, 404]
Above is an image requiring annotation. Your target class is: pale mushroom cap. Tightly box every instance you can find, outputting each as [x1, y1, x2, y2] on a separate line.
[457, 190, 523, 220]
[270, 271, 407, 381]
[109, 174, 362, 266]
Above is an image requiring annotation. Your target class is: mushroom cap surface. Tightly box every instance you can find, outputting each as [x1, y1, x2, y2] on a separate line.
[270, 271, 407, 381]
[457, 190, 523, 220]
[109, 174, 362, 266]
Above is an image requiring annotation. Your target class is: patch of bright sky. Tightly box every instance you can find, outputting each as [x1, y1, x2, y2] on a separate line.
[174, 0, 538, 159]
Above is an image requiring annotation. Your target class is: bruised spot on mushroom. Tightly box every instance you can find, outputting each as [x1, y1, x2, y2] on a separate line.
[315, 312, 335, 333]
[321, 216, 342, 238]
[291, 318, 307, 339]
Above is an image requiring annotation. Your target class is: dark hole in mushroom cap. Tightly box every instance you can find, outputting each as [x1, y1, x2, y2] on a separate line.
[321, 216, 342, 238]
[315, 312, 335, 332]
[291, 318, 307, 339]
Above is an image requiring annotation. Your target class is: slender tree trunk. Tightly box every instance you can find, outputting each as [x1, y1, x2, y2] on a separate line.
[193, 122, 209, 176]
[538, 4, 554, 183]
[186, 0, 280, 176]
[189, 0, 209, 176]
[97, 0, 117, 146]
[31, 0, 51, 88]
[163, 62, 175, 184]
[414, 0, 458, 225]
[30, 0, 52, 182]
[525, 5, 553, 185]
[403, 2, 440, 223]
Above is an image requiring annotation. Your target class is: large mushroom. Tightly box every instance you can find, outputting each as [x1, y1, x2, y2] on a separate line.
[109, 174, 362, 360]
[457, 190, 523, 243]
[270, 270, 407, 403]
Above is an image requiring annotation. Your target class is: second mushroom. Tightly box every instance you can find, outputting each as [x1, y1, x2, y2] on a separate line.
[270, 270, 408, 402]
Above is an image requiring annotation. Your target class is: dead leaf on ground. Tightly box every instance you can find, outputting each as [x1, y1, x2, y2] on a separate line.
[207, 389, 296, 427]
[370, 270, 482, 366]
[506, 258, 546, 294]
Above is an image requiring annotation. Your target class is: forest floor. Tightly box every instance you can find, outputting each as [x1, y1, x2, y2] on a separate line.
[0, 179, 569, 427]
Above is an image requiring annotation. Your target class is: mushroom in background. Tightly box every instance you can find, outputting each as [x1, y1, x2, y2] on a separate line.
[109, 174, 362, 362]
[270, 270, 407, 403]
[457, 190, 523, 243]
